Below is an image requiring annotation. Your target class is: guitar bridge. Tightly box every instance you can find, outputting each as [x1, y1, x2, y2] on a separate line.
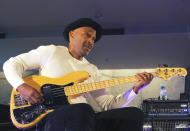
[14, 94, 28, 106]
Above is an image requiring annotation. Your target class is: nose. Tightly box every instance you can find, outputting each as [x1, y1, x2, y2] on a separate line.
[88, 38, 95, 45]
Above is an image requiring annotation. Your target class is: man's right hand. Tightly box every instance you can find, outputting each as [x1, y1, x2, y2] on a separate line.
[17, 83, 44, 104]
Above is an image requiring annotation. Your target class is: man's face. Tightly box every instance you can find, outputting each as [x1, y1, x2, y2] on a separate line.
[69, 27, 96, 57]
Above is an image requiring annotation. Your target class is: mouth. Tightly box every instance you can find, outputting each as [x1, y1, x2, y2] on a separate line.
[83, 46, 91, 52]
[83, 44, 92, 51]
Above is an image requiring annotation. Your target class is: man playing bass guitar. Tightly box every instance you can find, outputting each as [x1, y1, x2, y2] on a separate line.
[3, 18, 153, 131]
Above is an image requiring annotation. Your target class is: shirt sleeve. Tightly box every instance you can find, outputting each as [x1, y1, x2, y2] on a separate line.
[90, 88, 138, 111]
[3, 45, 56, 90]
[89, 68, 138, 111]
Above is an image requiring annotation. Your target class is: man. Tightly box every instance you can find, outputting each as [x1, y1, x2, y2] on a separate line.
[3, 18, 153, 131]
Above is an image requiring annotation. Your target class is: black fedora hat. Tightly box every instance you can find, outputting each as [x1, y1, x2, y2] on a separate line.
[63, 18, 103, 43]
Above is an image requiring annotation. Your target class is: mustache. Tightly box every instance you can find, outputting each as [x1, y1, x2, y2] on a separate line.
[84, 43, 93, 49]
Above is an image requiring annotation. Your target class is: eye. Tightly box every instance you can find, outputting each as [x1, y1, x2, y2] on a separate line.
[86, 32, 96, 40]
[86, 33, 91, 38]
[92, 37, 96, 41]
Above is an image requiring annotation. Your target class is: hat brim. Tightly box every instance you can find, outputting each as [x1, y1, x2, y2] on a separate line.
[63, 18, 102, 43]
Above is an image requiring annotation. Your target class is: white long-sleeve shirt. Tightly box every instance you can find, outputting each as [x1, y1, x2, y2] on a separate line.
[3, 45, 137, 112]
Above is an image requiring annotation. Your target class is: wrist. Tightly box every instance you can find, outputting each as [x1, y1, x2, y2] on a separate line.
[16, 83, 27, 92]
[133, 84, 145, 94]
[133, 86, 139, 94]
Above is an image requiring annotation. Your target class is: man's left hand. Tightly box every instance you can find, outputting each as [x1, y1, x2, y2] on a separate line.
[133, 72, 154, 93]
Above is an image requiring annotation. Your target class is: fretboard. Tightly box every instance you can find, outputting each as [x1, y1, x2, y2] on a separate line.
[64, 72, 156, 96]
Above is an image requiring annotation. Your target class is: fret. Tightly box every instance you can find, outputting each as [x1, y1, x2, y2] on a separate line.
[83, 84, 88, 92]
[86, 83, 91, 91]
[113, 79, 120, 86]
[125, 78, 130, 83]
[100, 81, 105, 89]
[71, 86, 75, 93]
[118, 78, 125, 84]
[82, 84, 85, 92]
[82, 84, 87, 92]
[112, 79, 116, 86]
[75, 86, 79, 94]
[91, 83, 96, 90]
[80, 84, 85, 93]
[102, 81, 108, 88]
[88, 83, 93, 90]
[72, 86, 76, 95]
[69, 87, 73, 94]
[95, 83, 99, 89]
[81, 84, 85, 92]
[124, 76, 133, 83]
[66, 87, 71, 95]
[85, 83, 90, 92]
[98, 82, 103, 89]
[72, 86, 76, 94]
[77, 85, 83, 94]
[108, 79, 115, 86]
[123, 77, 129, 83]
[64, 87, 68, 96]
[131, 76, 138, 82]
[95, 82, 99, 90]
[99, 81, 105, 89]
[104, 80, 110, 88]
[75, 85, 79, 94]
[90, 83, 94, 90]
[68, 86, 73, 95]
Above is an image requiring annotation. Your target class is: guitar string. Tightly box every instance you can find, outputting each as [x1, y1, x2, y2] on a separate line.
[49, 75, 138, 97]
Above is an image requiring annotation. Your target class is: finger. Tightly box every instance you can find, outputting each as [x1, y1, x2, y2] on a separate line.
[33, 92, 44, 103]
[39, 93, 45, 103]
[146, 73, 151, 80]
[140, 73, 147, 80]
[31, 94, 40, 104]
[28, 97, 36, 104]
[145, 72, 153, 80]
[145, 73, 153, 83]
[144, 72, 149, 79]
[37, 96, 45, 103]
[151, 74, 154, 80]
[40, 92, 44, 96]
[136, 73, 145, 81]
[150, 73, 154, 81]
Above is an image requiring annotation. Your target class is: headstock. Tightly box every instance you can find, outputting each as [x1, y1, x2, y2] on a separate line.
[155, 68, 187, 80]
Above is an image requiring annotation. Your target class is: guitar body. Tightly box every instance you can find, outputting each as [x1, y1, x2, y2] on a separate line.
[10, 71, 90, 129]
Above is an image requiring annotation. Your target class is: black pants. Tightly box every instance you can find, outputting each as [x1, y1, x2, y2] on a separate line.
[36, 103, 144, 131]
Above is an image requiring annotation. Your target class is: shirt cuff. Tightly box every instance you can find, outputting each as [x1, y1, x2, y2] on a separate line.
[128, 89, 138, 98]
[11, 79, 25, 90]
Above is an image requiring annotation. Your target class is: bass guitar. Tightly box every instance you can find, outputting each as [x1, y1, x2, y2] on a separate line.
[10, 68, 187, 129]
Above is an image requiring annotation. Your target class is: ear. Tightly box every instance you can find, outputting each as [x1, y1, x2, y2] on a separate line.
[69, 30, 74, 39]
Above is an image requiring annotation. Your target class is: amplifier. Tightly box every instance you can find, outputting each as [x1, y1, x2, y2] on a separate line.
[142, 99, 190, 117]
[143, 117, 190, 131]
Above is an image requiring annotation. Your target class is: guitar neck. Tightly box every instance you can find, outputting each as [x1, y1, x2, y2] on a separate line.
[64, 72, 157, 96]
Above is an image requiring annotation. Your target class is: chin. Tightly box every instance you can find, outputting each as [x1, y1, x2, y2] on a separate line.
[83, 51, 90, 57]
